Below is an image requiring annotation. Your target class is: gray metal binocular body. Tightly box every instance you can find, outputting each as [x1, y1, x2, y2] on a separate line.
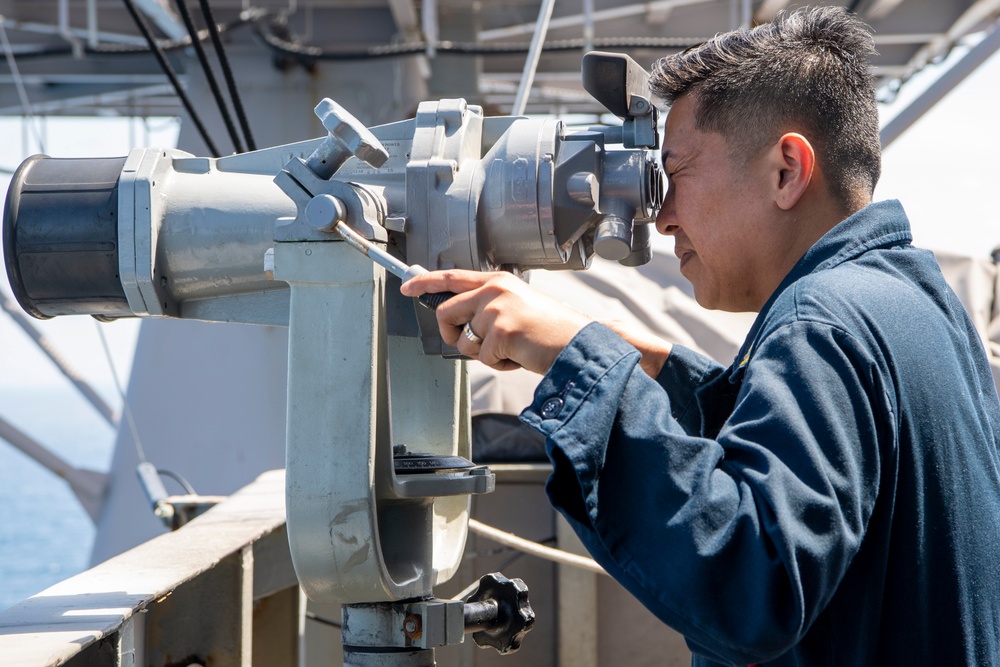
[1, 53, 663, 624]
[4, 53, 663, 356]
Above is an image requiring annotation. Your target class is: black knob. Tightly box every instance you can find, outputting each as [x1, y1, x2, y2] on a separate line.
[464, 572, 535, 654]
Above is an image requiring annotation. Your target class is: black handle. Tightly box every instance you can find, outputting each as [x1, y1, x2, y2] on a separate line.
[417, 291, 457, 310]
[465, 572, 535, 655]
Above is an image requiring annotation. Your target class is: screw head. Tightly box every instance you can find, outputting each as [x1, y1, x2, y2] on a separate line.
[403, 613, 422, 639]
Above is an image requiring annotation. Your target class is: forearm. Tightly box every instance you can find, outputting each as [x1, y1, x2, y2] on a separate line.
[601, 319, 673, 378]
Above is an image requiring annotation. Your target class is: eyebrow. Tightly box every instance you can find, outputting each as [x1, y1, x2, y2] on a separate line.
[661, 149, 681, 169]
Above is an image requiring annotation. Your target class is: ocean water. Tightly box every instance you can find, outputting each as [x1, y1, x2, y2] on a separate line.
[0, 386, 116, 611]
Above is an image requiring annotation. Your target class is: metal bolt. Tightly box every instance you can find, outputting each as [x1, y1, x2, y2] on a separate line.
[403, 613, 422, 639]
[305, 194, 348, 233]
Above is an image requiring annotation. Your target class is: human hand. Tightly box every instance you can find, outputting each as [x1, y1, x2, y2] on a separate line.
[400, 269, 593, 375]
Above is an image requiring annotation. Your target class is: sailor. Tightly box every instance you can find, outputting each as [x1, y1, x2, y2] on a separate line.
[403, 6, 1000, 665]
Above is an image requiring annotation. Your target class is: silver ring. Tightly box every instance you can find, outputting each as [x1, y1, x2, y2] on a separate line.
[463, 323, 483, 345]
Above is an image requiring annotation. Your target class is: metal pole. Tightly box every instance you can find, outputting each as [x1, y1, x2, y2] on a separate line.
[422, 0, 438, 58]
[512, 0, 558, 116]
[87, 0, 98, 49]
[881, 26, 1000, 148]
[0, 415, 108, 521]
[582, 0, 594, 54]
[480, 0, 710, 41]
[0, 293, 118, 426]
[58, 0, 84, 57]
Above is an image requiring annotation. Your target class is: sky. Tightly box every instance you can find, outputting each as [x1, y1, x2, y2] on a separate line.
[0, 116, 179, 400]
[0, 36, 996, 410]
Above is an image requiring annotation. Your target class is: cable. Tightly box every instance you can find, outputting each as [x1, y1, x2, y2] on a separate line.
[199, 0, 257, 151]
[493, 535, 554, 572]
[97, 322, 199, 505]
[157, 468, 197, 495]
[96, 322, 147, 464]
[256, 34, 707, 61]
[121, 0, 222, 157]
[450, 535, 555, 602]
[2, 13, 255, 60]
[173, 0, 244, 153]
[305, 610, 342, 628]
[467, 518, 607, 575]
[451, 521, 603, 602]
[5, 8, 701, 65]
[251, 13, 706, 62]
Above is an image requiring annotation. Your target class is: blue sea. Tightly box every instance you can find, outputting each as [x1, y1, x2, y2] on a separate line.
[0, 385, 117, 611]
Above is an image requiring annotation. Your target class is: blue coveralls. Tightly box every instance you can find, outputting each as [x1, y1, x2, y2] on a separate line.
[521, 200, 1000, 666]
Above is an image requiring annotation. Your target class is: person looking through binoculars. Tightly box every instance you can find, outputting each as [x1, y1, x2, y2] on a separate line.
[403, 6, 1000, 666]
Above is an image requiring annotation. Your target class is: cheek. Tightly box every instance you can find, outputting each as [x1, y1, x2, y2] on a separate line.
[690, 217, 747, 281]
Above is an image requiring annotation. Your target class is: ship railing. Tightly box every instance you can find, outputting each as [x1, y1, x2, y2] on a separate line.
[0, 468, 301, 667]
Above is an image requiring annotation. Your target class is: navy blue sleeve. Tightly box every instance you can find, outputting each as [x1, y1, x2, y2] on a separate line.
[520, 320, 885, 665]
[654, 343, 727, 436]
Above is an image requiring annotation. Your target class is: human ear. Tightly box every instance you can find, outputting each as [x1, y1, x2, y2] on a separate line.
[773, 133, 815, 211]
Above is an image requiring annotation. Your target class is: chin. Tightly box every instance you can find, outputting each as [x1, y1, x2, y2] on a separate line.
[693, 290, 746, 313]
[691, 289, 720, 311]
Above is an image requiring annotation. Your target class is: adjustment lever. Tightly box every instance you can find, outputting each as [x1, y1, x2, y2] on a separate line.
[329, 215, 457, 311]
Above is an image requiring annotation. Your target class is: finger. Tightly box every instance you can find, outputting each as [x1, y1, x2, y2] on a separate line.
[461, 322, 485, 346]
[434, 292, 481, 342]
[479, 357, 523, 372]
[475, 334, 523, 372]
[448, 321, 483, 353]
[401, 269, 494, 297]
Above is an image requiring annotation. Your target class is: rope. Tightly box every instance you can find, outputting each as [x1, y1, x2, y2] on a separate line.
[467, 518, 607, 576]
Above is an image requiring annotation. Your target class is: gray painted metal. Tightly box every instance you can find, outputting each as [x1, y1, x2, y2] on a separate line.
[46, 95, 654, 358]
[276, 240, 474, 602]
[2, 1, 998, 664]
[881, 23, 1000, 148]
[556, 516, 598, 667]
[0, 465, 701, 666]
[0, 1, 994, 118]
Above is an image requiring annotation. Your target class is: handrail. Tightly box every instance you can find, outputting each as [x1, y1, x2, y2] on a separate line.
[0, 469, 295, 667]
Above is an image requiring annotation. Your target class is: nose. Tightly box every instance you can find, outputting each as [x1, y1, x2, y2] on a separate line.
[655, 189, 678, 236]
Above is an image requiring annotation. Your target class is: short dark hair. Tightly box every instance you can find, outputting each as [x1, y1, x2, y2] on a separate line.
[649, 6, 881, 210]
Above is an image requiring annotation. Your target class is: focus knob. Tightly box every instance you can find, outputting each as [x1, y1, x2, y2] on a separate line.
[464, 572, 535, 654]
